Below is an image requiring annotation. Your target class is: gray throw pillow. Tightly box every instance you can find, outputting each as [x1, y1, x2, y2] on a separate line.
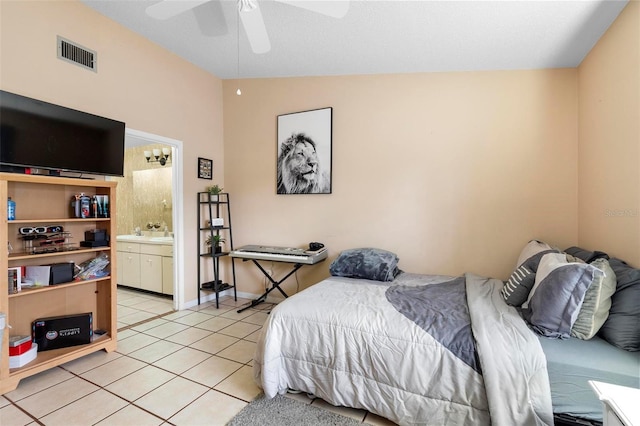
[502, 240, 560, 307]
[329, 248, 401, 282]
[501, 266, 535, 306]
[571, 258, 617, 340]
[522, 253, 601, 339]
[598, 258, 640, 351]
[564, 246, 610, 263]
[515, 240, 560, 273]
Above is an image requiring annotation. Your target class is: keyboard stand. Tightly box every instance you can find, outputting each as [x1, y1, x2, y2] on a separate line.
[237, 259, 304, 313]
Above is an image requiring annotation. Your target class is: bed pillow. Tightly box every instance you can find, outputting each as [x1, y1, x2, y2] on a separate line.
[564, 246, 610, 263]
[515, 240, 560, 273]
[521, 253, 602, 339]
[570, 258, 616, 340]
[501, 266, 535, 306]
[329, 248, 401, 282]
[501, 240, 559, 306]
[598, 258, 640, 351]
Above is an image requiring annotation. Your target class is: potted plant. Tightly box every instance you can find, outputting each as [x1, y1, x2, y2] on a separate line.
[206, 184, 223, 201]
[205, 234, 225, 253]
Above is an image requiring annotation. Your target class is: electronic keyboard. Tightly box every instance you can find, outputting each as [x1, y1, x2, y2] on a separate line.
[230, 245, 327, 265]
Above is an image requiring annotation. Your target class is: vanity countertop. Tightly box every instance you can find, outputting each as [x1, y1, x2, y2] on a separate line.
[116, 235, 173, 245]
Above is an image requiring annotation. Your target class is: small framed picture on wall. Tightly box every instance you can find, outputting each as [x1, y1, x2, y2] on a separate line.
[198, 157, 213, 180]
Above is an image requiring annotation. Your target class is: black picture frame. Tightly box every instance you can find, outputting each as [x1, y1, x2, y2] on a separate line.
[198, 157, 213, 180]
[276, 107, 332, 194]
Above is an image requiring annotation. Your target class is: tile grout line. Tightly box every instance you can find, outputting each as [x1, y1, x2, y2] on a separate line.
[112, 302, 267, 403]
[2, 294, 270, 426]
[119, 315, 263, 375]
[50, 345, 233, 424]
[3, 396, 45, 426]
[63, 343, 258, 424]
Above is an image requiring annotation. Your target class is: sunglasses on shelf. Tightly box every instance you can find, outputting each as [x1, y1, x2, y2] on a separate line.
[19, 225, 64, 235]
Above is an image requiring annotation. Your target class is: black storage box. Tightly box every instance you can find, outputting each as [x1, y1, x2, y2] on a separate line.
[84, 229, 107, 242]
[48, 262, 75, 285]
[32, 313, 93, 351]
[80, 240, 109, 248]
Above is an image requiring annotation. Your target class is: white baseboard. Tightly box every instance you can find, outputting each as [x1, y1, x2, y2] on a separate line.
[182, 289, 285, 310]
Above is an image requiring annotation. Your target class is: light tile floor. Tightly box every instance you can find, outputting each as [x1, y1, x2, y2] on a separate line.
[1, 287, 396, 426]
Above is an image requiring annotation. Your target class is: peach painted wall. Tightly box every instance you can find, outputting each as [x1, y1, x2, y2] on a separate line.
[1, 0, 594, 303]
[578, 1, 640, 266]
[223, 69, 579, 296]
[0, 0, 224, 306]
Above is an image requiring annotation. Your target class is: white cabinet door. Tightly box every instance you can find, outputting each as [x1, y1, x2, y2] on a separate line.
[162, 256, 173, 295]
[120, 252, 141, 288]
[116, 251, 124, 285]
[140, 254, 163, 293]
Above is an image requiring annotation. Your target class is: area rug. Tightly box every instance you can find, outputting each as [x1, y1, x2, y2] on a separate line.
[226, 393, 362, 426]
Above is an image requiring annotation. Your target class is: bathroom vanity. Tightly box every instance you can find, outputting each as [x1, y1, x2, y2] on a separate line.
[116, 235, 173, 296]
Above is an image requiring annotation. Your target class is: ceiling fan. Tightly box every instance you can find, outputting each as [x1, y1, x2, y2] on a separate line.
[146, 0, 350, 54]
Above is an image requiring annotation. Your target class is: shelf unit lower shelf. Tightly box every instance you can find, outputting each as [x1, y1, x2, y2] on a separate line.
[8, 276, 111, 298]
[2, 335, 117, 394]
[199, 281, 234, 293]
[197, 252, 236, 305]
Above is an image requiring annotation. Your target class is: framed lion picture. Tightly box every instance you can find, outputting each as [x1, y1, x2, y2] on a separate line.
[276, 107, 332, 194]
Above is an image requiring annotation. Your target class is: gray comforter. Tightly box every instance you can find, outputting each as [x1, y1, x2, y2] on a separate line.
[254, 273, 552, 425]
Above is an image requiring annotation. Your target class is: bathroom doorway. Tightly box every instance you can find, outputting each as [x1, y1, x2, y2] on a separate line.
[111, 129, 184, 311]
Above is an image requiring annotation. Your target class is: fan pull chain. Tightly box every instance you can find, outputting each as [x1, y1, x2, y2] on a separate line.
[236, 1, 242, 95]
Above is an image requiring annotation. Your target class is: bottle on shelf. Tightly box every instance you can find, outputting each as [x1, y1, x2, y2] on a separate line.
[7, 197, 16, 221]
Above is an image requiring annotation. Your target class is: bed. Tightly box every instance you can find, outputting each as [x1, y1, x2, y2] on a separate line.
[543, 246, 640, 424]
[253, 245, 640, 426]
[539, 335, 640, 423]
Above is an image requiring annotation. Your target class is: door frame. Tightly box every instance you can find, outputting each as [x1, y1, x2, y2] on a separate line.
[124, 128, 184, 310]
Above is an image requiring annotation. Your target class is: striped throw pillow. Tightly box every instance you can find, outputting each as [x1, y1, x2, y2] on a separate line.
[502, 265, 535, 306]
[571, 258, 616, 340]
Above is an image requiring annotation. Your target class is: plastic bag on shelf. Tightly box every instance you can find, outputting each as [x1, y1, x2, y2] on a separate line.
[74, 253, 110, 280]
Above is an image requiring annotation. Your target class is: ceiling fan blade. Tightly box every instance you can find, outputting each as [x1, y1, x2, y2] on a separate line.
[146, 0, 210, 20]
[275, 0, 349, 19]
[239, 3, 271, 54]
[193, 1, 228, 37]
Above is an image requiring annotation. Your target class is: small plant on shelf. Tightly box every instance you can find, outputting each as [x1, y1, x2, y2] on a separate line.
[205, 234, 225, 253]
[206, 184, 223, 195]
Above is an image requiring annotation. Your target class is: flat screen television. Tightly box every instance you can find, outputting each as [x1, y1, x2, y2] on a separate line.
[0, 90, 125, 177]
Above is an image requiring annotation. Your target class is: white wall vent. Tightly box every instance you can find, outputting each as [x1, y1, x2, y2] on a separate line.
[57, 36, 97, 72]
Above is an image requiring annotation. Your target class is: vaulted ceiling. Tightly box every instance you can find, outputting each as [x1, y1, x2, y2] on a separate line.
[82, 0, 629, 79]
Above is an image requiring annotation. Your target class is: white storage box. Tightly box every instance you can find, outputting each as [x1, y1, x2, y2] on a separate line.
[9, 342, 38, 368]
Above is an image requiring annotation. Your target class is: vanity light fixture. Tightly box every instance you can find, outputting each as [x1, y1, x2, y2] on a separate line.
[144, 147, 171, 166]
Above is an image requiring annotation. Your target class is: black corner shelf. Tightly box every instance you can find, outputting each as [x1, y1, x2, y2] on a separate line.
[200, 281, 234, 293]
[198, 251, 230, 258]
[196, 192, 237, 307]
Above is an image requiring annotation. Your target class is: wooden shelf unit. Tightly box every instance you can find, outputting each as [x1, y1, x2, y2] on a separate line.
[0, 173, 118, 394]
